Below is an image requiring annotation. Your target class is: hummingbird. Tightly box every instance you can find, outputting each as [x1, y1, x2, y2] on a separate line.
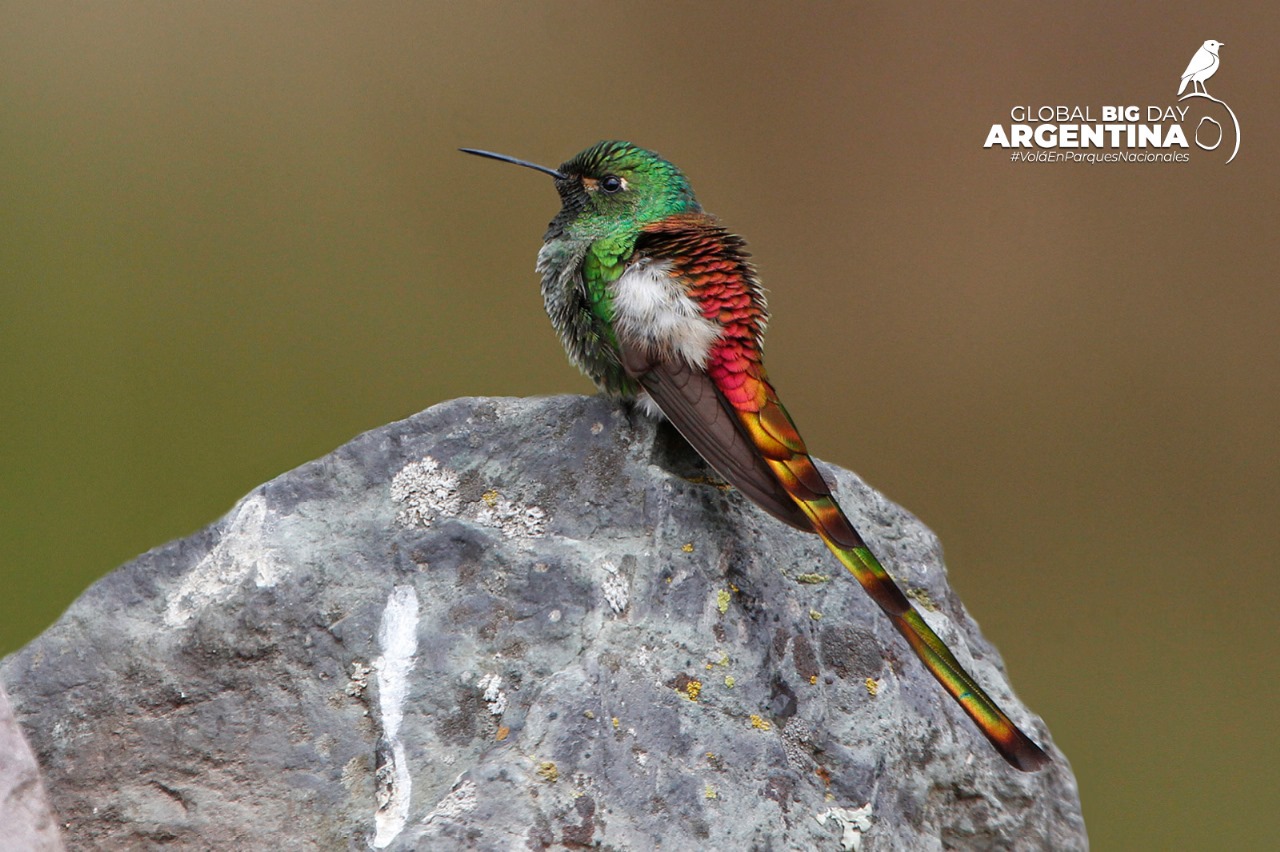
[461, 141, 1049, 772]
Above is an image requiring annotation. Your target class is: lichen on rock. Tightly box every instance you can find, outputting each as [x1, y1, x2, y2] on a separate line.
[0, 395, 1085, 850]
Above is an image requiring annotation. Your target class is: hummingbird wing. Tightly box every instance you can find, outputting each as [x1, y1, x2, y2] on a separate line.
[621, 215, 1049, 771]
[619, 342, 814, 531]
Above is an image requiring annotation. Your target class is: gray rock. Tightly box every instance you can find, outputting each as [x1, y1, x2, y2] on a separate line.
[2, 395, 1084, 850]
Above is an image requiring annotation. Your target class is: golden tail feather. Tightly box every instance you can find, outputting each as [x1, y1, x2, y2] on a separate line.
[750, 395, 1050, 771]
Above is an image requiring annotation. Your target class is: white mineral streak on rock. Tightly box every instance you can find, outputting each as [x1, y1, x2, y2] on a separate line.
[164, 494, 287, 627]
[372, 585, 419, 849]
[815, 803, 874, 851]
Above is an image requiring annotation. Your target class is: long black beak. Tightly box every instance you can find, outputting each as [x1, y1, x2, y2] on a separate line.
[459, 148, 565, 180]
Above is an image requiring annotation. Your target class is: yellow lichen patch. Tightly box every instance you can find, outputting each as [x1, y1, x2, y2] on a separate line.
[681, 542, 694, 553]
[865, 677, 879, 697]
[583, 710, 595, 720]
[537, 761, 559, 783]
[611, 717, 620, 729]
[670, 673, 703, 701]
[795, 572, 830, 584]
[705, 784, 718, 799]
[716, 589, 732, 614]
[724, 675, 735, 688]
[906, 587, 938, 611]
[682, 475, 732, 491]
[809, 609, 823, 621]
[809, 675, 818, 685]
[750, 714, 771, 731]
[481, 490, 500, 507]
[496, 725, 510, 741]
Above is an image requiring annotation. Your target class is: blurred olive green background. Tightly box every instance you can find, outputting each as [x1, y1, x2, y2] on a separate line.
[3, 3, 1277, 848]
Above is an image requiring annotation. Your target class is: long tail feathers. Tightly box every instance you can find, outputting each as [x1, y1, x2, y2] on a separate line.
[621, 214, 1047, 769]
[823, 530, 1050, 772]
[740, 393, 1050, 772]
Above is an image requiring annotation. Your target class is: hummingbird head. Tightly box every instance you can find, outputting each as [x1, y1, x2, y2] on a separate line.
[462, 141, 701, 241]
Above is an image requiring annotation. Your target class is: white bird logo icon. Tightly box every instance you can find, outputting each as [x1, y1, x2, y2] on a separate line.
[1178, 39, 1224, 96]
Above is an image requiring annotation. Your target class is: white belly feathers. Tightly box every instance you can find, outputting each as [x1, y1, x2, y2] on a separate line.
[610, 259, 721, 368]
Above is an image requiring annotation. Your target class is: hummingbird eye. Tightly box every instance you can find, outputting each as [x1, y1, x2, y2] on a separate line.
[600, 175, 624, 194]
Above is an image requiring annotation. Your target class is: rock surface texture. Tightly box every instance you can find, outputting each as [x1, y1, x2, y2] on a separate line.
[2, 395, 1085, 850]
[0, 684, 63, 851]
